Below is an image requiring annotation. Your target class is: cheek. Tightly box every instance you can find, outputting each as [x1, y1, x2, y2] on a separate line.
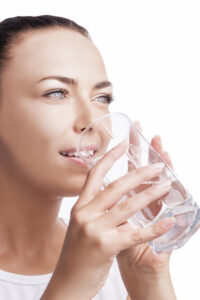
[0, 100, 62, 176]
[0, 98, 91, 195]
[6, 97, 71, 154]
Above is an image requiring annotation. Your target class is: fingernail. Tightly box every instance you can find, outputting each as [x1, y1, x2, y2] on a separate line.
[149, 162, 165, 170]
[134, 120, 141, 128]
[160, 217, 176, 229]
[154, 135, 161, 141]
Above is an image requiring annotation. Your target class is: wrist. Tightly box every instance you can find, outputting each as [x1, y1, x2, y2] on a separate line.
[117, 253, 170, 280]
[40, 270, 86, 300]
[132, 272, 177, 300]
[132, 268, 171, 282]
[131, 269, 171, 286]
[124, 272, 176, 300]
[117, 258, 176, 300]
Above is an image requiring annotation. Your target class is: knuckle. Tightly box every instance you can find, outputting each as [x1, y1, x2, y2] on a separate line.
[132, 167, 146, 179]
[144, 185, 162, 202]
[132, 230, 143, 244]
[70, 209, 85, 227]
[107, 181, 118, 192]
[151, 225, 160, 238]
[94, 235, 110, 255]
[70, 204, 79, 216]
[131, 167, 141, 176]
[134, 165, 152, 179]
[88, 166, 98, 178]
[118, 200, 133, 212]
[145, 185, 156, 196]
[70, 205, 76, 217]
[150, 184, 159, 192]
[88, 164, 105, 181]
[107, 181, 124, 198]
[81, 222, 95, 238]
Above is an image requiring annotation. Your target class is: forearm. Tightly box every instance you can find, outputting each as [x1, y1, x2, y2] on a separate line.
[40, 268, 90, 300]
[40, 259, 110, 300]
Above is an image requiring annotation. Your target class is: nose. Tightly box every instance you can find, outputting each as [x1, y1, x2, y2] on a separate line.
[75, 114, 94, 133]
[80, 126, 93, 132]
[73, 104, 96, 134]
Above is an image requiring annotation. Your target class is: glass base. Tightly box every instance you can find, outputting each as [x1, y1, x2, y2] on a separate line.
[127, 196, 200, 255]
[149, 206, 200, 255]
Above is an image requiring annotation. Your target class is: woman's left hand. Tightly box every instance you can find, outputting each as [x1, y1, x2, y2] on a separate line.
[117, 121, 175, 277]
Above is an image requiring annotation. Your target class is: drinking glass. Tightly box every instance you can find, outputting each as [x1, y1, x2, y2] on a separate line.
[76, 112, 200, 255]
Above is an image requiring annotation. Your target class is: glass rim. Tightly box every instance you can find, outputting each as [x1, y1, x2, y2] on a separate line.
[75, 111, 181, 185]
[76, 111, 133, 153]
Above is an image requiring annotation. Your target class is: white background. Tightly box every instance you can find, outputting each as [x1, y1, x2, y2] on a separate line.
[0, 1, 199, 299]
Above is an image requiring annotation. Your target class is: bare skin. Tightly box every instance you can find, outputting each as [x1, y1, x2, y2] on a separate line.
[0, 27, 111, 274]
[0, 26, 178, 300]
[40, 142, 175, 300]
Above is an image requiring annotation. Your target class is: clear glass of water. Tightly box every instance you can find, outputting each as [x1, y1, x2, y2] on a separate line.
[76, 112, 200, 255]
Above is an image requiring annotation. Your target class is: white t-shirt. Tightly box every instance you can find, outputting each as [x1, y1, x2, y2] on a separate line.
[0, 217, 128, 300]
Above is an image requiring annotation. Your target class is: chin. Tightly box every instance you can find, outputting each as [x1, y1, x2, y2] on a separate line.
[58, 188, 83, 197]
[59, 174, 88, 197]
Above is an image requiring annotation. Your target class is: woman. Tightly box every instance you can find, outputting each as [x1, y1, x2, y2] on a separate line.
[0, 15, 177, 300]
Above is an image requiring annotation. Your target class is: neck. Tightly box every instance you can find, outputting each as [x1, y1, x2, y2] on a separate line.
[0, 167, 66, 257]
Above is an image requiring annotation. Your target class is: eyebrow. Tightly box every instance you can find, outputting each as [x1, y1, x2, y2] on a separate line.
[37, 75, 113, 90]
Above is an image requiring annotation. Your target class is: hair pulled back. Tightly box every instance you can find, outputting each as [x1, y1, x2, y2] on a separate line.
[0, 15, 91, 89]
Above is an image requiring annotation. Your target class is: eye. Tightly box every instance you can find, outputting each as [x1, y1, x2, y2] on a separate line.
[43, 89, 115, 105]
[96, 94, 115, 104]
[44, 88, 68, 101]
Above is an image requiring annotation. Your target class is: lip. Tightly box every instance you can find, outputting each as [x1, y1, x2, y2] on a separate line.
[60, 144, 99, 155]
[62, 156, 88, 167]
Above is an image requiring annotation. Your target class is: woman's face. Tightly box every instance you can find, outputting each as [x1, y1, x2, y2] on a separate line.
[0, 28, 113, 196]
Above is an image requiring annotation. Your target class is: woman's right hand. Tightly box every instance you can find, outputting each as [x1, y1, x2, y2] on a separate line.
[41, 141, 173, 300]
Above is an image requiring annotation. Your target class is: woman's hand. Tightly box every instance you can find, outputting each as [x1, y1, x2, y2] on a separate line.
[116, 122, 178, 300]
[117, 121, 175, 285]
[41, 139, 175, 300]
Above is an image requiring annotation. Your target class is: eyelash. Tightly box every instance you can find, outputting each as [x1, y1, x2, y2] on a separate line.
[44, 88, 115, 104]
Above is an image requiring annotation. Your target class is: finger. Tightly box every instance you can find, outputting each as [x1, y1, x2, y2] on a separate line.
[148, 135, 165, 172]
[151, 136, 174, 170]
[130, 123, 141, 151]
[86, 163, 165, 213]
[116, 221, 131, 232]
[151, 135, 163, 153]
[76, 140, 128, 208]
[128, 122, 142, 171]
[133, 120, 142, 133]
[116, 216, 176, 251]
[160, 151, 174, 170]
[148, 135, 163, 164]
[99, 178, 171, 228]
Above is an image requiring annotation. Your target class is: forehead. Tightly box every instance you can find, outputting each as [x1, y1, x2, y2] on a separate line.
[4, 28, 107, 86]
